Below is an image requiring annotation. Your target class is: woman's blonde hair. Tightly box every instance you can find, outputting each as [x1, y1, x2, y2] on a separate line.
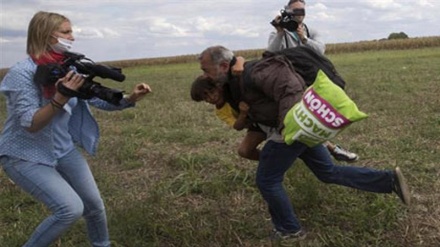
[26, 11, 70, 58]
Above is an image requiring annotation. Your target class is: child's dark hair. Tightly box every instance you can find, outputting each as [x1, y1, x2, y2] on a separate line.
[190, 75, 221, 102]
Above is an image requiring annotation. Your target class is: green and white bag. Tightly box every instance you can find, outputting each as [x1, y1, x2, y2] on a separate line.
[282, 70, 368, 147]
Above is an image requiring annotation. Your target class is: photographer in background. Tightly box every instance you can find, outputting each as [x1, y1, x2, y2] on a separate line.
[0, 11, 151, 247]
[268, 0, 359, 162]
[268, 0, 325, 54]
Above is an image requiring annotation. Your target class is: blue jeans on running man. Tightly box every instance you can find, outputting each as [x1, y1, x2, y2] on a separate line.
[1, 148, 110, 247]
[256, 141, 394, 233]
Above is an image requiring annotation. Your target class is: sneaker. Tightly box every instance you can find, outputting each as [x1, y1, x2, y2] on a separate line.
[329, 145, 359, 162]
[270, 229, 306, 246]
[392, 167, 410, 205]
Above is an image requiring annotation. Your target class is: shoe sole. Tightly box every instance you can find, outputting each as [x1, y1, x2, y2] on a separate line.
[346, 156, 359, 163]
[334, 155, 359, 162]
[395, 167, 411, 205]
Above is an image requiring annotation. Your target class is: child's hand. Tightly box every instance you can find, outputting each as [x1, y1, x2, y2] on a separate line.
[231, 56, 245, 76]
[238, 101, 249, 113]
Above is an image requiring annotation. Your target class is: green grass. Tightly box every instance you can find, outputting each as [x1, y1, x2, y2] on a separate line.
[1, 47, 440, 247]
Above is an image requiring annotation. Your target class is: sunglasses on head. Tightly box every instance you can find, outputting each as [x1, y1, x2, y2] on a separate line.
[288, 0, 305, 4]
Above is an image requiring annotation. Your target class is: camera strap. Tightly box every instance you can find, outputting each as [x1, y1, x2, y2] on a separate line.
[303, 23, 310, 38]
[284, 23, 310, 48]
[284, 31, 300, 48]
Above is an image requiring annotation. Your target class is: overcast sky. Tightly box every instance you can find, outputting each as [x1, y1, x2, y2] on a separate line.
[0, 0, 438, 68]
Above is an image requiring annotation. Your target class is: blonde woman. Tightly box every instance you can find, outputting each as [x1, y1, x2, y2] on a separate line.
[0, 11, 151, 247]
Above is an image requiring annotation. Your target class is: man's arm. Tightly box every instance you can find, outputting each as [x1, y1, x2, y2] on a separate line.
[251, 56, 306, 128]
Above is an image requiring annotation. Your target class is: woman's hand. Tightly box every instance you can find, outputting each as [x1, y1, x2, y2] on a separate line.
[53, 70, 85, 104]
[297, 24, 307, 43]
[27, 71, 85, 132]
[125, 83, 152, 103]
[272, 15, 284, 33]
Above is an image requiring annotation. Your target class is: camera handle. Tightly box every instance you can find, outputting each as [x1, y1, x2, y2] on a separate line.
[57, 82, 93, 99]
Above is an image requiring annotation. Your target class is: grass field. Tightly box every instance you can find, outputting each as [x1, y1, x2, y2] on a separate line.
[0, 45, 439, 246]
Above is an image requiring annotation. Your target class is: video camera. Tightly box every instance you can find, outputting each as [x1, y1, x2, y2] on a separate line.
[34, 51, 126, 105]
[270, 8, 305, 32]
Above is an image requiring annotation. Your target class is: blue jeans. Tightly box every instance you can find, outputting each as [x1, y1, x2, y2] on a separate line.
[256, 141, 393, 233]
[1, 148, 110, 247]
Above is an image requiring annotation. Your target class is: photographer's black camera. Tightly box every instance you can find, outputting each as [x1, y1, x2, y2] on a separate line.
[271, 8, 305, 32]
[35, 52, 126, 105]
